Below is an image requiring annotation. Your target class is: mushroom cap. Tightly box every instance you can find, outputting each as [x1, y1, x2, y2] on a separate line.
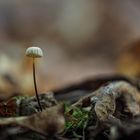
[26, 47, 43, 58]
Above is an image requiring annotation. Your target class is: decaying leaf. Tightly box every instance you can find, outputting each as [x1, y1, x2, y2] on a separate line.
[73, 81, 140, 121]
[0, 104, 65, 135]
[0, 98, 17, 117]
[19, 92, 58, 116]
[0, 92, 58, 117]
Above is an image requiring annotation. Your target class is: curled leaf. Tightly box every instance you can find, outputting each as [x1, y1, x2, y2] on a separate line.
[0, 104, 65, 135]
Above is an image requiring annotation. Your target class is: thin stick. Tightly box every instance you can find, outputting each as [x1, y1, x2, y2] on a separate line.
[33, 58, 42, 111]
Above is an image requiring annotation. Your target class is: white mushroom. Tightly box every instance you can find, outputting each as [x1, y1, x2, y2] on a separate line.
[25, 47, 43, 111]
[26, 47, 43, 58]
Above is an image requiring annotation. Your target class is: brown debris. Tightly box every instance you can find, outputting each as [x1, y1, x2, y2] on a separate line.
[73, 81, 140, 121]
[0, 79, 140, 139]
[0, 104, 65, 135]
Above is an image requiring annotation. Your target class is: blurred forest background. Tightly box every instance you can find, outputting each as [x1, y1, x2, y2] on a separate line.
[0, 0, 140, 97]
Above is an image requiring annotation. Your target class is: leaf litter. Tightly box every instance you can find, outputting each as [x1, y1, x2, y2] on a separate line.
[0, 76, 140, 139]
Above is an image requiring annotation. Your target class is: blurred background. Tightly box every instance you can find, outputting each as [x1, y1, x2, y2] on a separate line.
[0, 0, 140, 97]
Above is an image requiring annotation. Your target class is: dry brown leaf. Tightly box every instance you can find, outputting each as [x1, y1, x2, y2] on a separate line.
[0, 104, 65, 135]
[73, 81, 140, 121]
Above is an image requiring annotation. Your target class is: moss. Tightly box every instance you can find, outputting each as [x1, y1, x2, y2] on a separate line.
[64, 103, 89, 136]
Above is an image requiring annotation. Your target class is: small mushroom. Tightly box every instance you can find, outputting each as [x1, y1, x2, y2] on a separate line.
[25, 47, 43, 111]
[26, 47, 43, 58]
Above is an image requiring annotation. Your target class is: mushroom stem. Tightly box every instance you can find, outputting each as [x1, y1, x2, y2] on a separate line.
[33, 58, 42, 111]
